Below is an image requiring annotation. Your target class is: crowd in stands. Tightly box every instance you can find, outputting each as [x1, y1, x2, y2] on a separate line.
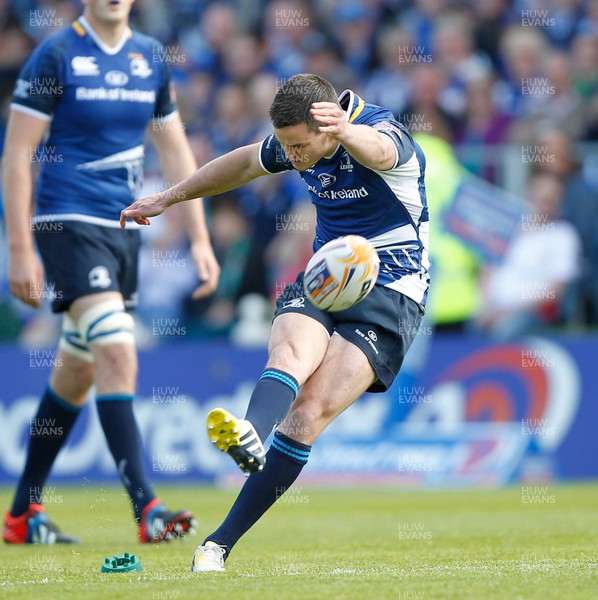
[1, 0, 598, 345]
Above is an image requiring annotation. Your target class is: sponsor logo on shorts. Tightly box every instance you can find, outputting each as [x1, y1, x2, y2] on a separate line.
[282, 297, 305, 309]
[88, 266, 112, 289]
[125, 292, 139, 308]
[355, 328, 379, 354]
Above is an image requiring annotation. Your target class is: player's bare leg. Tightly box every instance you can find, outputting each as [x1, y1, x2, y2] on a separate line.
[70, 292, 194, 542]
[194, 334, 374, 571]
[3, 347, 94, 544]
[68, 291, 137, 394]
[277, 333, 376, 444]
[266, 313, 331, 383]
[50, 351, 95, 407]
[207, 313, 330, 474]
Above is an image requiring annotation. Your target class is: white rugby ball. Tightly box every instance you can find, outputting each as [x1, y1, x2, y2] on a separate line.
[303, 235, 380, 312]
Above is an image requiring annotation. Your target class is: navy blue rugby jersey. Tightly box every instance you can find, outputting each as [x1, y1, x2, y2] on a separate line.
[11, 17, 176, 225]
[259, 89, 430, 307]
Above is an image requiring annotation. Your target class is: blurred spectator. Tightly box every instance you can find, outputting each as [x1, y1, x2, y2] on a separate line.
[495, 26, 547, 118]
[265, 199, 316, 301]
[414, 134, 481, 332]
[0, 10, 34, 138]
[476, 172, 581, 338]
[539, 0, 582, 49]
[364, 27, 413, 118]
[263, 0, 316, 78]
[329, 1, 379, 75]
[178, 2, 240, 73]
[400, 0, 448, 57]
[131, 0, 170, 40]
[175, 70, 217, 132]
[540, 51, 585, 138]
[221, 33, 267, 85]
[571, 33, 598, 140]
[0, 12, 33, 73]
[21, 0, 78, 41]
[434, 11, 492, 119]
[472, 0, 511, 69]
[238, 170, 307, 247]
[246, 72, 279, 133]
[532, 128, 598, 324]
[210, 83, 259, 153]
[303, 39, 354, 92]
[3, 0, 598, 341]
[455, 73, 512, 182]
[184, 195, 267, 339]
[571, 34, 598, 102]
[186, 129, 215, 169]
[135, 177, 201, 338]
[578, 0, 598, 37]
[403, 63, 457, 142]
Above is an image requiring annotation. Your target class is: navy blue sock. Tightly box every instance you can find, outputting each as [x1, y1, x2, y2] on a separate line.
[244, 369, 299, 442]
[96, 395, 155, 522]
[11, 387, 82, 517]
[205, 431, 311, 558]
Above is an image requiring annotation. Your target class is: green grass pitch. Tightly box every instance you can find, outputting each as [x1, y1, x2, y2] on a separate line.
[1, 483, 597, 599]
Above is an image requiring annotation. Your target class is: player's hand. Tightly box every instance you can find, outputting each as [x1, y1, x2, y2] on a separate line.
[311, 102, 348, 140]
[120, 194, 168, 228]
[8, 249, 45, 308]
[189, 239, 221, 299]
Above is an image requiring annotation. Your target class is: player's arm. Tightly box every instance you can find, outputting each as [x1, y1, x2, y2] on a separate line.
[148, 112, 220, 298]
[120, 142, 267, 227]
[311, 102, 397, 171]
[2, 109, 49, 307]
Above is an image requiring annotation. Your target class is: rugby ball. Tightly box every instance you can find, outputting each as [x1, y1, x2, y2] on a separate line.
[303, 235, 379, 312]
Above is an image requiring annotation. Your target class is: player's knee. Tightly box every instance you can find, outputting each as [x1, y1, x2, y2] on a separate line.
[59, 314, 94, 363]
[51, 358, 95, 405]
[77, 298, 135, 349]
[93, 342, 138, 381]
[288, 396, 334, 431]
[75, 298, 137, 380]
[68, 359, 96, 393]
[283, 404, 314, 440]
[267, 338, 308, 375]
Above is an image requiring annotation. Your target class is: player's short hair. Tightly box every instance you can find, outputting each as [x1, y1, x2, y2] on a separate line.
[269, 74, 338, 132]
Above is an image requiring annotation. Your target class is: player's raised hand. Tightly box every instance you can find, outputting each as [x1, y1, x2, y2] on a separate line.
[120, 194, 168, 228]
[311, 102, 347, 139]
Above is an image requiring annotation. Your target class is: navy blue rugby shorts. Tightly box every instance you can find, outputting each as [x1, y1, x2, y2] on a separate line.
[35, 220, 141, 313]
[274, 271, 424, 392]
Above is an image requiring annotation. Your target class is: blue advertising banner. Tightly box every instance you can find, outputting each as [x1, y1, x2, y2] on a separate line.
[0, 334, 596, 487]
[0, 343, 266, 484]
[443, 175, 525, 262]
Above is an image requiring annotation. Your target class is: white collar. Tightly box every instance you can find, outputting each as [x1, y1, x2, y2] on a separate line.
[78, 16, 130, 55]
[338, 89, 355, 123]
[323, 144, 340, 160]
[321, 90, 354, 159]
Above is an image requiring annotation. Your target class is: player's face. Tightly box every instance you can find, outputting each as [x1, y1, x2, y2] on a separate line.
[83, 0, 135, 24]
[274, 123, 336, 170]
